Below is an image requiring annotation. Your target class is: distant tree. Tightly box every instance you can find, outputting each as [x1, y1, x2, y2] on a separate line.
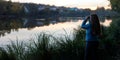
[0, 0, 4, 1]
[96, 7, 105, 11]
[0, 1, 9, 15]
[10, 3, 23, 15]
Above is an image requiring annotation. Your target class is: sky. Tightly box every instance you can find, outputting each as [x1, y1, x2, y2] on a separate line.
[9, 0, 111, 10]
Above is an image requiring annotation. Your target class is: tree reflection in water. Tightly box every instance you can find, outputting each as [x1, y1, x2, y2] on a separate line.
[0, 17, 78, 37]
[0, 17, 108, 37]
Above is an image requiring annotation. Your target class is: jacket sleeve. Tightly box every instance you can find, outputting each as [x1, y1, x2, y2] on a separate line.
[81, 18, 89, 29]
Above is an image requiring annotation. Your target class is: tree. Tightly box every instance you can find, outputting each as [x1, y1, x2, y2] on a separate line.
[0, 0, 4, 1]
[109, 0, 120, 12]
[10, 3, 23, 15]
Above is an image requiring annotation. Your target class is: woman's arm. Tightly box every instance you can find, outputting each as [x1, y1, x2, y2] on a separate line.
[81, 16, 90, 29]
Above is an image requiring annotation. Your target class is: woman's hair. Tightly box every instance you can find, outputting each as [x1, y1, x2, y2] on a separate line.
[90, 14, 101, 36]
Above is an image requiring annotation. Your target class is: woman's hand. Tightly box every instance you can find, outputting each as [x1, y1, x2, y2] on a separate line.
[86, 16, 90, 19]
[85, 16, 90, 21]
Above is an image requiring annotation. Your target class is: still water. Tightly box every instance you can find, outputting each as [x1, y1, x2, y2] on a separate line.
[0, 17, 112, 46]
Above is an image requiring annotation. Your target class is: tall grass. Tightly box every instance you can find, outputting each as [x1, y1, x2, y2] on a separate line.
[0, 30, 85, 60]
[0, 18, 120, 60]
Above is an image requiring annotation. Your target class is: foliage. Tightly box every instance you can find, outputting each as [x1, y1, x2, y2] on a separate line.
[0, 0, 117, 18]
[109, 0, 120, 12]
[98, 18, 120, 60]
[0, 1, 23, 16]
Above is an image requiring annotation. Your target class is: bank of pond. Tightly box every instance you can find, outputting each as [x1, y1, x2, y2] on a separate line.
[0, 18, 120, 60]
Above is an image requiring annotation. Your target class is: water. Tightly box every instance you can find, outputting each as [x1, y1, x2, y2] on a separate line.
[0, 17, 112, 46]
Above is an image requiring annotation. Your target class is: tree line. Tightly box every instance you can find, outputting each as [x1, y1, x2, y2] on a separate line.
[0, 0, 90, 18]
[0, 0, 119, 18]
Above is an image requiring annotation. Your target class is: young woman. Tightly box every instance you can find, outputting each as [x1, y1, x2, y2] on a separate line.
[81, 14, 101, 60]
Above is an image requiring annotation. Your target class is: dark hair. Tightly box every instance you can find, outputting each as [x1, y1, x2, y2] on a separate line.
[90, 14, 101, 36]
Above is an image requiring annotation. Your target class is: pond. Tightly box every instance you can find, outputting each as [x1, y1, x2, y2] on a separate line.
[0, 17, 112, 46]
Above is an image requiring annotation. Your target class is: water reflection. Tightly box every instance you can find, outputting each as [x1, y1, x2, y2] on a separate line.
[100, 19, 112, 27]
[0, 17, 83, 37]
[0, 17, 112, 46]
[0, 19, 23, 37]
[0, 17, 111, 37]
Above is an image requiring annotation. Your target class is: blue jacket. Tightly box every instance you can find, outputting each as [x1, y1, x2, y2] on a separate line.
[81, 19, 98, 41]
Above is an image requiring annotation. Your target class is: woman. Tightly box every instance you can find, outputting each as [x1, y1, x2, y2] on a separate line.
[81, 14, 101, 60]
